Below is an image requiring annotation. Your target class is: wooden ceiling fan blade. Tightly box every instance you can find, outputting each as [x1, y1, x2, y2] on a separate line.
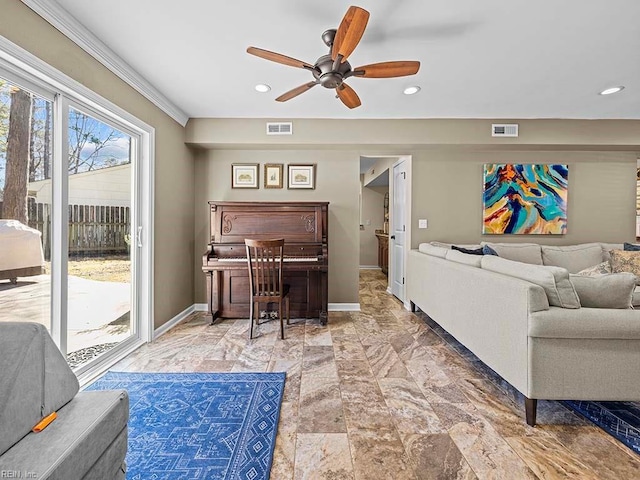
[276, 82, 318, 102]
[247, 47, 314, 70]
[353, 61, 421, 78]
[331, 6, 370, 62]
[336, 83, 361, 109]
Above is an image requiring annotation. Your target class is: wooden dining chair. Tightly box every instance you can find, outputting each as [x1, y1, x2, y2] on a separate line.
[245, 238, 290, 339]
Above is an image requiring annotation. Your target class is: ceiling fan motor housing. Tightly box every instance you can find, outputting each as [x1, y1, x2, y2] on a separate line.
[313, 54, 352, 89]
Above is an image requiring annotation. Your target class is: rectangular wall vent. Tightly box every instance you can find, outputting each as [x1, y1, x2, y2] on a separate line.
[491, 124, 519, 137]
[266, 122, 293, 135]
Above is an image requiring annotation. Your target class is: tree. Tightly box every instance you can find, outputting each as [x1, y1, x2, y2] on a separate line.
[2, 88, 31, 223]
[68, 110, 120, 174]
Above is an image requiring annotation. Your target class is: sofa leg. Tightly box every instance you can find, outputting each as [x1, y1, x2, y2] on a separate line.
[525, 397, 537, 426]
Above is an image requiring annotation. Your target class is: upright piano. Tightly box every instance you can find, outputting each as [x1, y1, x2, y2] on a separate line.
[202, 201, 329, 325]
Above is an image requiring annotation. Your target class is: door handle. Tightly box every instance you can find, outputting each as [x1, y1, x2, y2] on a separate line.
[390, 235, 396, 240]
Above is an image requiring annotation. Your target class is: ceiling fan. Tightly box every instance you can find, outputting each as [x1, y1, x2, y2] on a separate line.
[246, 5, 421, 109]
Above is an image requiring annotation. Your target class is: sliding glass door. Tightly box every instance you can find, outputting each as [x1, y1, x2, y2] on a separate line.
[0, 77, 53, 332]
[0, 62, 149, 377]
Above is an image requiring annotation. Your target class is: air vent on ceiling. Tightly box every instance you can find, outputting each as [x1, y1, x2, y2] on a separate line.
[266, 122, 293, 135]
[492, 124, 519, 137]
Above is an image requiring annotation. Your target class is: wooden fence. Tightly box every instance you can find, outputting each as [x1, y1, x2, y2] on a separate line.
[0, 200, 130, 259]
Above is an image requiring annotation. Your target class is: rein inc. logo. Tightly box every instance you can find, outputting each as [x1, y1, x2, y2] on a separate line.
[1, 471, 37, 478]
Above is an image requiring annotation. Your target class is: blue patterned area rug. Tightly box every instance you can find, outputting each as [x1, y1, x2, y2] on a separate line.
[564, 400, 640, 454]
[86, 371, 286, 480]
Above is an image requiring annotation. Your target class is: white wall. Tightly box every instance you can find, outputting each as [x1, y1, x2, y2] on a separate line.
[29, 164, 131, 207]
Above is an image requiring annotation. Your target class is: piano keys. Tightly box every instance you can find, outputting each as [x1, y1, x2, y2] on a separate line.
[202, 201, 329, 325]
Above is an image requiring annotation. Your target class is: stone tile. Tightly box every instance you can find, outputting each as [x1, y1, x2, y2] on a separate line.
[505, 435, 601, 479]
[377, 378, 446, 435]
[448, 408, 538, 479]
[268, 359, 302, 403]
[294, 433, 354, 480]
[192, 360, 235, 372]
[363, 342, 411, 379]
[349, 428, 417, 480]
[301, 345, 338, 379]
[336, 360, 373, 378]
[333, 335, 367, 361]
[402, 433, 477, 480]
[271, 401, 297, 480]
[304, 323, 333, 346]
[297, 376, 346, 433]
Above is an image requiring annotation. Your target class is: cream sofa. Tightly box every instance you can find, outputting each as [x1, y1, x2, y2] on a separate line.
[406, 241, 640, 426]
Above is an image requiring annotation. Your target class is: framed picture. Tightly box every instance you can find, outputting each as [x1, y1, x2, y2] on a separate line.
[482, 163, 568, 234]
[231, 164, 259, 189]
[264, 163, 283, 189]
[288, 164, 316, 189]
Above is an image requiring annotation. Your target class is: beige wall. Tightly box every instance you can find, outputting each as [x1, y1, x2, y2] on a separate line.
[411, 151, 638, 247]
[189, 118, 640, 307]
[194, 149, 360, 305]
[1, 1, 196, 328]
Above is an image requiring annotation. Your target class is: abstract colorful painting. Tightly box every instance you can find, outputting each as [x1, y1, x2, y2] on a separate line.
[483, 164, 568, 234]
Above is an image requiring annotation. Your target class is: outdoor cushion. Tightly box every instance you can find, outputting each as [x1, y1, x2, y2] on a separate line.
[541, 243, 604, 273]
[481, 242, 543, 265]
[570, 273, 635, 309]
[481, 255, 580, 308]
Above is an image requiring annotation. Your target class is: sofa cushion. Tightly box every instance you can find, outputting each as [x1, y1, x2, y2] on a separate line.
[541, 243, 604, 273]
[445, 249, 483, 267]
[570, 273, 635, 309]
[0, 390, 129, 479]
[609, 249, 640, 284]
[480, 242, 543, 265]
[481, 255, 580, 308]
[418, 243, 448, 258]
[634, 287, 640, 308]
[576, 261, 612, 277]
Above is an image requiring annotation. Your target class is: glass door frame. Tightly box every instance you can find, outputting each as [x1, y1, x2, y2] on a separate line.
[0, 35, 155, 383]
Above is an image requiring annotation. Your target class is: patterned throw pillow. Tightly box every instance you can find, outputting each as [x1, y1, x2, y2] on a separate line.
[609, 250, 640, 285]
[576, 261, 612, 277]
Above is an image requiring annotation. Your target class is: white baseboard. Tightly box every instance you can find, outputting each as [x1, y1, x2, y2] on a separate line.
[153, 304, 195, 340]
[329, 303, 361, 311]
[359, 265, 381, 270]
[386, 287, 392, 295]
[158, 303, 360, 335]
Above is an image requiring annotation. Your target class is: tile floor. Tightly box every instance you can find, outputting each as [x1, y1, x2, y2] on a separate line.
[113, 270, 640, 479]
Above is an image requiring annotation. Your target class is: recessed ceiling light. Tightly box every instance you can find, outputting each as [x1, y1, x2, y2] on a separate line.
[403, 86, 421, 95]
[255, 84, 271, 93]
[599, 86, 625, 95]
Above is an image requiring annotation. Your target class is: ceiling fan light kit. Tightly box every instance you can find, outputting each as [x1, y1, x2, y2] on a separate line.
[246, 5, 421, 109]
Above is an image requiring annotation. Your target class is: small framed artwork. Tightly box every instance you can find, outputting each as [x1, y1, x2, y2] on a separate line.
[288, 164, 316, 189]
[231, 163, 259, 189]
[264, 163, 284, 189]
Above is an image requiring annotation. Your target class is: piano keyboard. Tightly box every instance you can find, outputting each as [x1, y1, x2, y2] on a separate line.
[216, 256, 318, 262]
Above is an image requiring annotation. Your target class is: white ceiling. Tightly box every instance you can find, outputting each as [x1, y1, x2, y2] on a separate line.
[45, 0, 639, 120]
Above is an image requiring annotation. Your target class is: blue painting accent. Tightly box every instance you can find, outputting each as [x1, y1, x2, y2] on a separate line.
[86, 371, 286, 479]
[564, 400, 640, 455]
[483, 164, 568, 234]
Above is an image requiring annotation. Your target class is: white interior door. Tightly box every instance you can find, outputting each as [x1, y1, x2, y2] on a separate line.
[391, 160, 407, 300]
